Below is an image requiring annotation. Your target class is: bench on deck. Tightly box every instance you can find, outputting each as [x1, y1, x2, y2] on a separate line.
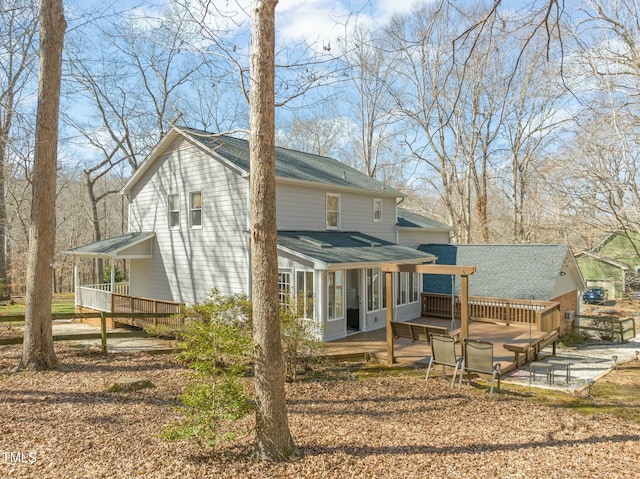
[390, 321, 461, 344]
[503, 329, 559, 368]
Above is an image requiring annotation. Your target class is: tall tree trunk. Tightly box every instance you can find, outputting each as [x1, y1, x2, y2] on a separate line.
[0, 139, 9, 299]
[249, 0, 297, 461]
[18, 0, 66, 370]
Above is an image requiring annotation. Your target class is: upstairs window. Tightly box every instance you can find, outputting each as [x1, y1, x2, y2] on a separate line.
[168, 194, 180, 229]
[190, 191, 202, 228]
[373, 198, 382, 222]
[326, 193, 341, 230]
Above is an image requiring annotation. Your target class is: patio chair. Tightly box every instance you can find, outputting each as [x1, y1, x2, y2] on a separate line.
[459, 339, 501, 398]
[425, 333, 463, 388]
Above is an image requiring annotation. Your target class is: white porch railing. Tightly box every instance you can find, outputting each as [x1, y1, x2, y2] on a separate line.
[76, 283, 129, 312]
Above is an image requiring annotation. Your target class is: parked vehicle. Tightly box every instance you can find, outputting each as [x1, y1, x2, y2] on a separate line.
[582, 287, 606, 304]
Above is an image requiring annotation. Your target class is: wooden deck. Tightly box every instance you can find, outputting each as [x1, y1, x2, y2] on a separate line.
[327, 317, 556, 375]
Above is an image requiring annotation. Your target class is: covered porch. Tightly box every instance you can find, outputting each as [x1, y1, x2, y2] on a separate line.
[335, 258, 564, 376]
[66, 232, 183, 322]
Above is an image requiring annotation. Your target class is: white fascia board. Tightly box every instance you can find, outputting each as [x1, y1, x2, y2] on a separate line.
[276, 245, 330, 270]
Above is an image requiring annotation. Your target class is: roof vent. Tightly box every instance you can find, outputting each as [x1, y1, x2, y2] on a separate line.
[351, 235, 381, 247]
[299, 236, 333, 248]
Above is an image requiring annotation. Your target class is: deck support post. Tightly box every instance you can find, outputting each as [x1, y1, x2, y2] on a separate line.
[386, 271, 394, 364]
[100, 311, 107, 355]
[460, 275, 469, 341]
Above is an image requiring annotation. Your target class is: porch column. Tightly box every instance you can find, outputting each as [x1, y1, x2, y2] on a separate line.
[385, 271, 394, 364]
[73, 260, 79, 307]
[110, 260, 115, 293]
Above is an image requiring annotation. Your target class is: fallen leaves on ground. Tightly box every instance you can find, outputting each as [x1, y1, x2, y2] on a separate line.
[1, 345, 639, 479]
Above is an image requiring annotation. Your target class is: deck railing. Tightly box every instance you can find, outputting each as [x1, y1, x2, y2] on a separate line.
[421, 293, 562, 332]
[76, 282, 129, 312]
[75, 283, 184, 328]
[111, 293, 183, 328]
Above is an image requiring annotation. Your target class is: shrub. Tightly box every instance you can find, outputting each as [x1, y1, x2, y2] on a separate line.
[280, 293, 325, 381]
[558, 329, 591, 347]
[163, 290, 254, 450]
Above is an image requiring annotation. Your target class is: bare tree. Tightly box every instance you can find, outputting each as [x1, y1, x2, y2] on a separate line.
[0, 0, 38, 298]
[340, 25, 402, 181]
[249, 0, 297, 462]
[18, 0, 66, 370]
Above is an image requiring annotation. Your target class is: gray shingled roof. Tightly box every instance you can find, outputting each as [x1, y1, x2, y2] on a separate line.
[396, 208, 452, 230]
[278, 231, 435, 268]
[181, 127, 402, 196]
[66, 232, 155, 258]
[418, 243, 573, 301]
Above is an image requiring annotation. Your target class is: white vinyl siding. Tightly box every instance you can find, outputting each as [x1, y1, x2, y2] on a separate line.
[276, 183, 398, 242]
[396, 229, 451, 249]
[128, 137, 249, 304]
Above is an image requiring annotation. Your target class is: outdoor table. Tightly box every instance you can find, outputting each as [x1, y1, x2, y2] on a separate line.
[548, 360, 574, 384]
[529, 361, 554, 384]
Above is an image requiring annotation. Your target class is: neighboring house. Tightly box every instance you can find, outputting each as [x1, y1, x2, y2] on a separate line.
[418, 244, 585, 316]
[575, 230, 640, 299]
[67, 126, 437, 341]
[396, 208, 452, 248]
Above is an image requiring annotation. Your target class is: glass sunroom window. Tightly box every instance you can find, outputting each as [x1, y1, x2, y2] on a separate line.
[328, 271, 343, 319]
[367, 268, 380, 312]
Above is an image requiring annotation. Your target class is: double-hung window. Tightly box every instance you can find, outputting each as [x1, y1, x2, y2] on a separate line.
[168, 194, 180, 229]
[373, 198, 382, 222]
[326, 193, 341, 230]
[190, 191, 202, 228]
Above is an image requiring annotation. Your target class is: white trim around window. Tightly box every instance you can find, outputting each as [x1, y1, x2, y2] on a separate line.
[326, 193, 341, 230]
[373, 198, 382, 222]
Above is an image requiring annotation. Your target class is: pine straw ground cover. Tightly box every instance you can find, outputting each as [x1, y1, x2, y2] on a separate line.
[1, 345, 639, 479]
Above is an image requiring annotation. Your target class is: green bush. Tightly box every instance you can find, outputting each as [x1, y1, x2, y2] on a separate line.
[164, 290, 254, 450]
[164, 289, 326, 450]
[280, 292, 325, 381]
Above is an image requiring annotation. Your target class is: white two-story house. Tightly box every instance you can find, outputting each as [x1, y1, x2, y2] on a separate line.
[68, 126, 449, 341]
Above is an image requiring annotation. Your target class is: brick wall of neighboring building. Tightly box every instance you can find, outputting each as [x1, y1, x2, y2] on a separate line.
[551, 290, 578, 334]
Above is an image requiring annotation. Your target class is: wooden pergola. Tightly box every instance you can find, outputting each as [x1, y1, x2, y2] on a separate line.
[380, 262, 477, 364]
